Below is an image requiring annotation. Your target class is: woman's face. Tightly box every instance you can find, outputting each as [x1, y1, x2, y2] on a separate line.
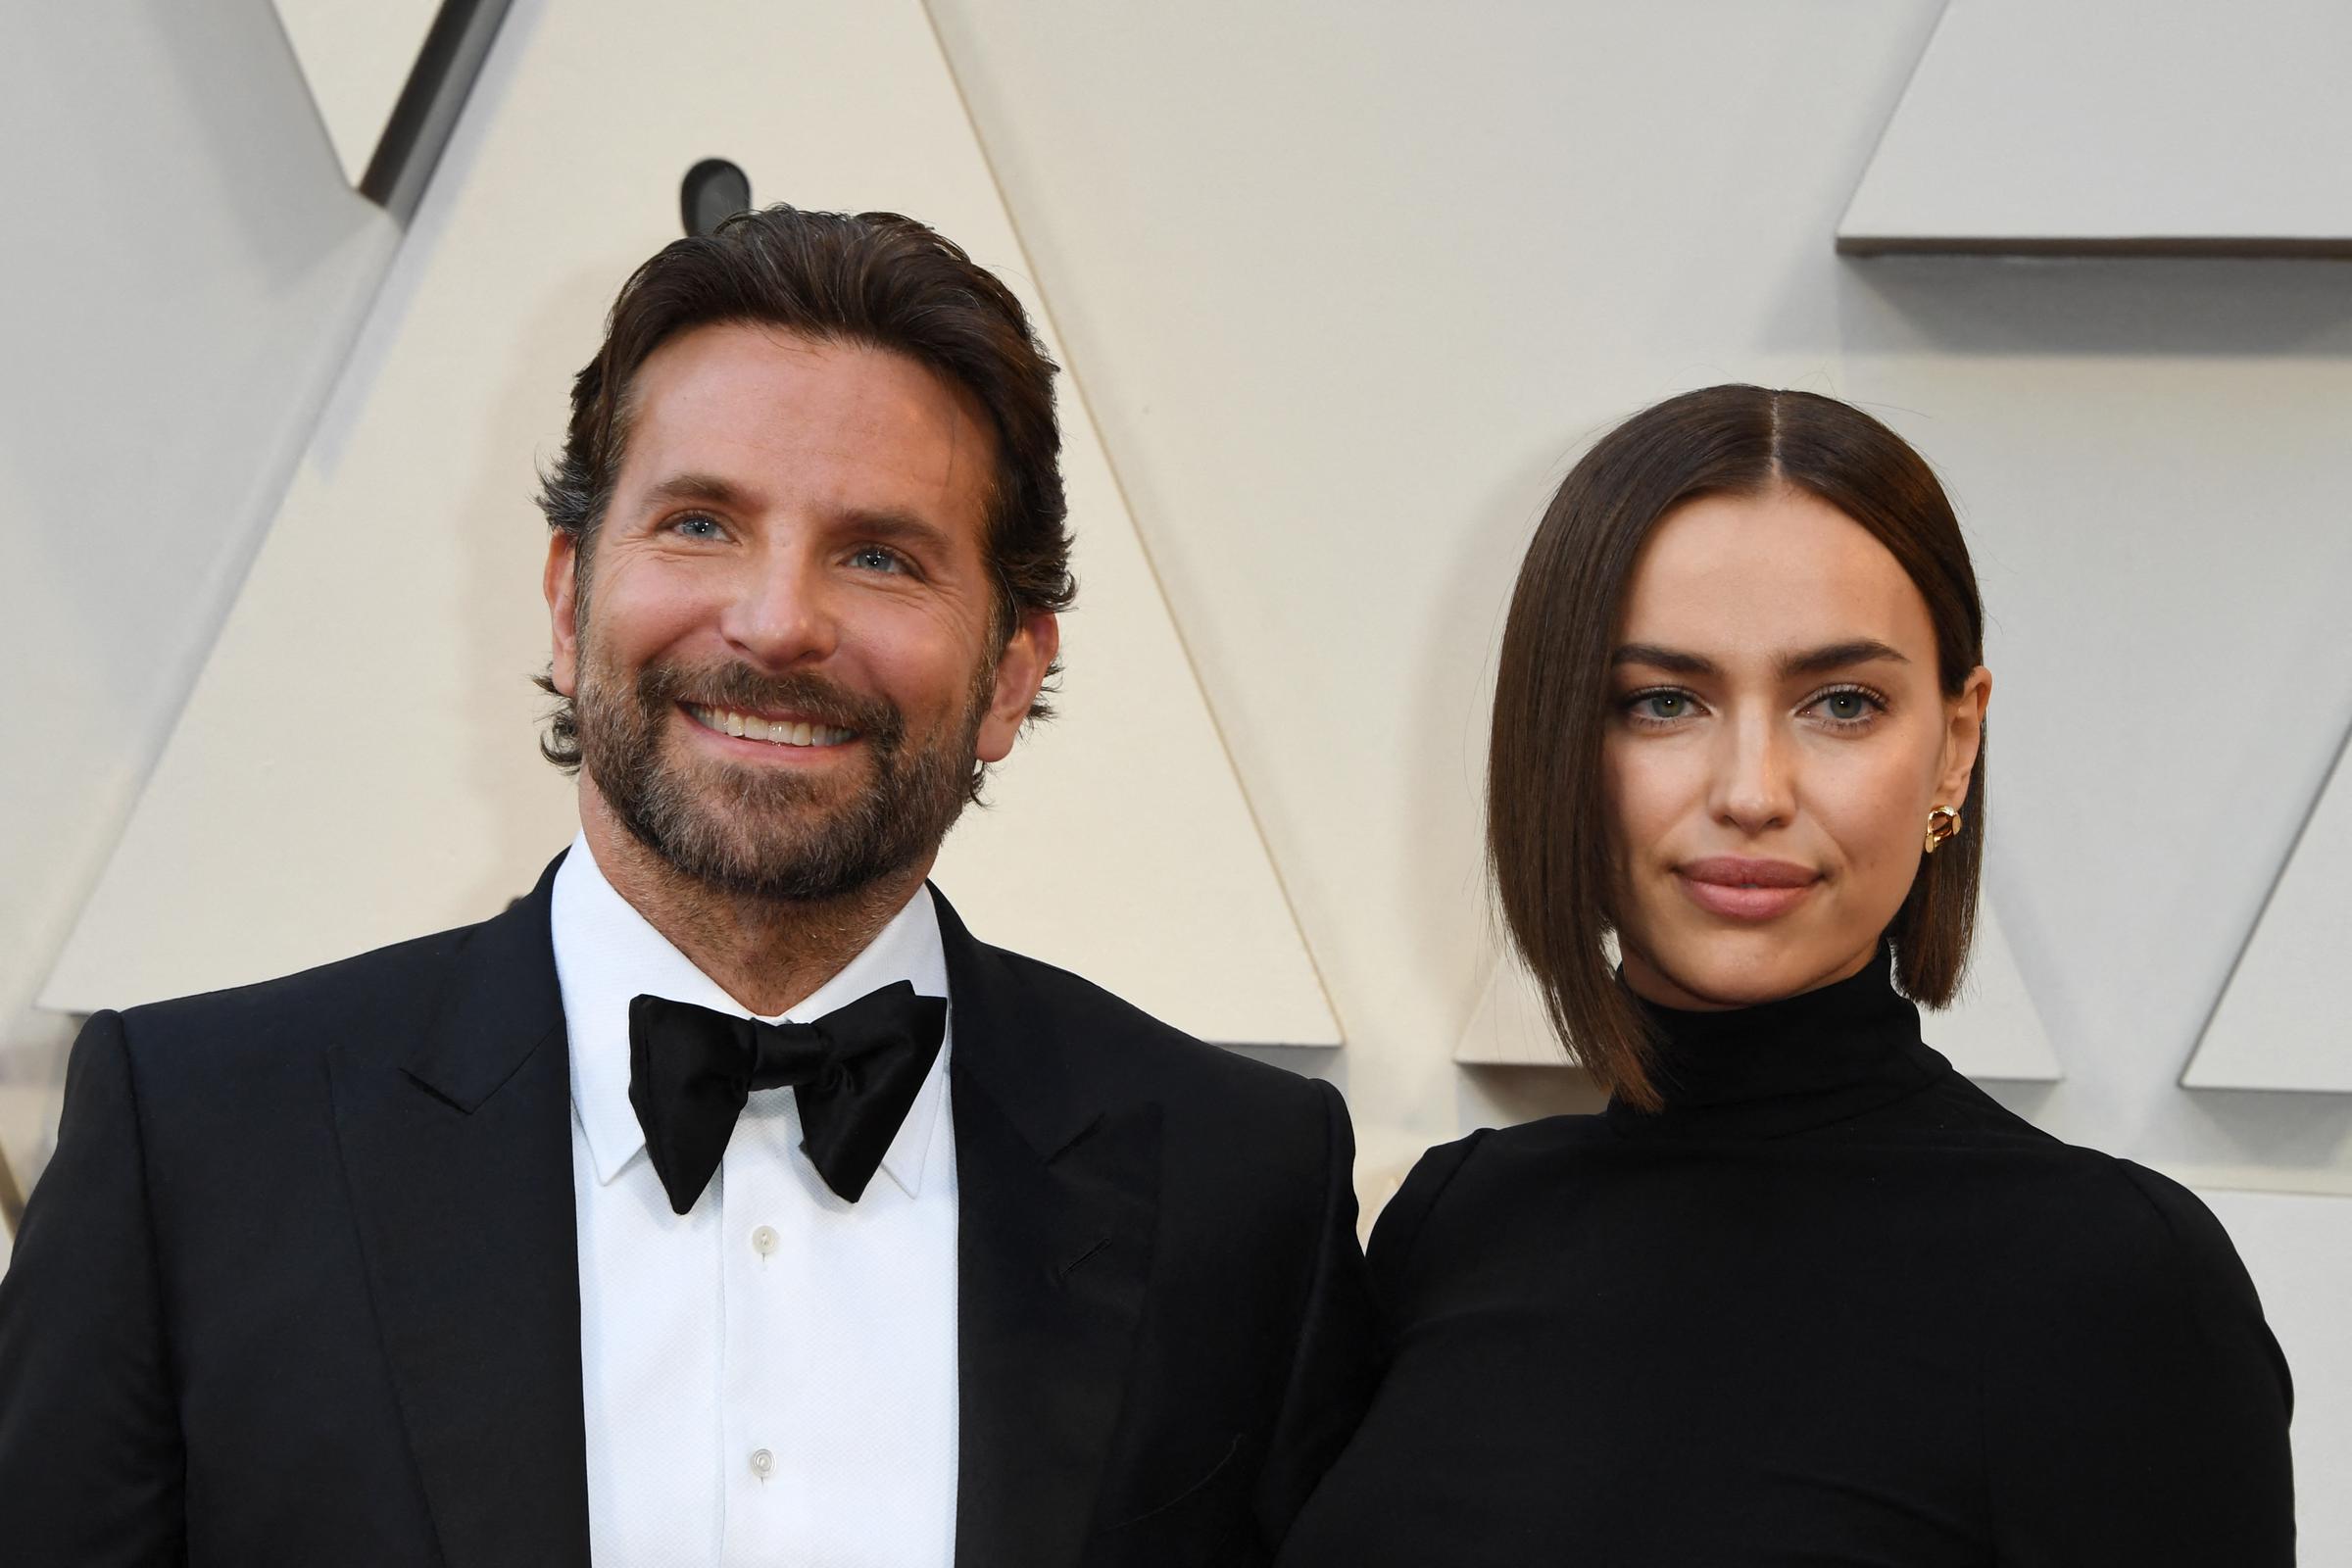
[1602, 485, 1989, 1010]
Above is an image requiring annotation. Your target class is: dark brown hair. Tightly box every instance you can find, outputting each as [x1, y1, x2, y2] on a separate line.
[534, 205, 1074, 773]
[1488, 385, 1986, 1110]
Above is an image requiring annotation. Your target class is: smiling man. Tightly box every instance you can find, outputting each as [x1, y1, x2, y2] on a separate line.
[0, 209, 1375, 1568]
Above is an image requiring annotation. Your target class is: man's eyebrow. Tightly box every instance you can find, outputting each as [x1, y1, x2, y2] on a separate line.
[640, 471, 754, 509]
[1780, 639, 1909, 677]
[835, 507, 955, 555]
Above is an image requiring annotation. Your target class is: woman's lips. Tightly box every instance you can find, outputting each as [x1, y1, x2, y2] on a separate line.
[1674, 857, 1821, 921]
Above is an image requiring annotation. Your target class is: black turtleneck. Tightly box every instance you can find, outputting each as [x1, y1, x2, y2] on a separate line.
[1278, 951, 2295, 1566]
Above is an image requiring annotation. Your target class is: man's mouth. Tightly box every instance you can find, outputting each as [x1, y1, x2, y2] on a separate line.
[684, 704, 858, 749]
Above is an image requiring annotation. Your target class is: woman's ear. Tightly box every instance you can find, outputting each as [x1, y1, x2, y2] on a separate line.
[1936, 664, 1992, 807]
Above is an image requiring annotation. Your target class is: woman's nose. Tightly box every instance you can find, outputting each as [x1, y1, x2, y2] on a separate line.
[1710, 712, 1795, 834]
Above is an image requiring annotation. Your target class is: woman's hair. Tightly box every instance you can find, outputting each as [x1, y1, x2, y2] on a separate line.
[1488, 385, 1985, 1109]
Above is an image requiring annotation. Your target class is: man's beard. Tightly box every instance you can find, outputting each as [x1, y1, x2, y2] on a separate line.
[574, 650, 989, 905]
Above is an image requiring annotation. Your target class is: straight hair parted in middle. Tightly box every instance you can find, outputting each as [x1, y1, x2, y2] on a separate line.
[1488, 385, 1987, 1111]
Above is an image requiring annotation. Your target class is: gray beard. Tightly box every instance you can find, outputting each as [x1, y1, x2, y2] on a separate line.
[574, 655, 986, 905]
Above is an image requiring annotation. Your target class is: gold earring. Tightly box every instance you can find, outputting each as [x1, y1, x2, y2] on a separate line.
[1923, 805, 1962, 855]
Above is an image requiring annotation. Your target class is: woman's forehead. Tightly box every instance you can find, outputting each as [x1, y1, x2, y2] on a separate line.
[1617, 488, 1935, 660]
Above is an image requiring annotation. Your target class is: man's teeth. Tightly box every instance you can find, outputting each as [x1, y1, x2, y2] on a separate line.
[689, 706, 855, 747]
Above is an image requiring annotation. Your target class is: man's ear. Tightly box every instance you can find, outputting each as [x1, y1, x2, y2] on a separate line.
[544, 531, 582, 697]
[1936, 664, 1993, 808]
[975, 609, 1060, 764]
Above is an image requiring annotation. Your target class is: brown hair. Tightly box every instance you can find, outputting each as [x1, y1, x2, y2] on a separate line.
[534, 205, 1074, 778]
[1488, 385, 1985, 1109]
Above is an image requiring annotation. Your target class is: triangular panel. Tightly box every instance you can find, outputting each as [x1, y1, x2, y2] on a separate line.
[1840, 0, 2352, 257]
[270, 0, 444, 188]
[45, 0, 1336, 1048]
[2185, 722, 2352, 1091]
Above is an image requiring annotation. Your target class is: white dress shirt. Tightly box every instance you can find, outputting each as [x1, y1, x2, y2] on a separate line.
[552, 834, 958, 1567]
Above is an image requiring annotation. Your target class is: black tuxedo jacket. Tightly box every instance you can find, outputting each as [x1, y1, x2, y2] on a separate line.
[0, 858, 1375, 1565]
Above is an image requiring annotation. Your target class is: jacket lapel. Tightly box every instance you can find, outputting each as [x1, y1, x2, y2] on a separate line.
[329, 857, 590, 1567]
[940, 893, 1161, 1568]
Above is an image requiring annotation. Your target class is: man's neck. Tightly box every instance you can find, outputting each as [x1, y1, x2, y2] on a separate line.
[578, 793, 931, 1017]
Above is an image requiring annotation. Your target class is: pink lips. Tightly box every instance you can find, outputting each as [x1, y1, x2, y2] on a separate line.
[1675, 857, 1821, 921]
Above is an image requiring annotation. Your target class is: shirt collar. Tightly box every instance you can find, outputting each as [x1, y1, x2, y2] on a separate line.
[550, 833, 953, 1200]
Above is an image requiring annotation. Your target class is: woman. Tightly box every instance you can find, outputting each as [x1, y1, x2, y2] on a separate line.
[1279, 387, 2294, 1564]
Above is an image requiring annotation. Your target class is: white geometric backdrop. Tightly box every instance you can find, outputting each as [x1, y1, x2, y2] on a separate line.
[1840, 0, 2352, 257]
[269, 0, 443, 188]
[45, 0, 1337, 1050]
[8, 1, 2349, 1548]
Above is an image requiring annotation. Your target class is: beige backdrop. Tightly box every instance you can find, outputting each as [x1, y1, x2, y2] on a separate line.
[6, 0, 2349, 1551]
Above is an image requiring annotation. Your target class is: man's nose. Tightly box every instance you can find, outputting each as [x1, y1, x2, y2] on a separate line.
[716, 550, 840, 669]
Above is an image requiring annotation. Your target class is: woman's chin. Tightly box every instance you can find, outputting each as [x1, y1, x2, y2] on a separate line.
[1622, 929, 1865, 1011]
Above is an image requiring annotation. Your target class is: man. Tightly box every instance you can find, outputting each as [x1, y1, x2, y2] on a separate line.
[0, 208, 1374, 1566]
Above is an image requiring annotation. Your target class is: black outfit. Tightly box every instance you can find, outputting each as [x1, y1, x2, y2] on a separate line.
[0, 854, 1377, 1567]
[1280, 950, 2295, 1566]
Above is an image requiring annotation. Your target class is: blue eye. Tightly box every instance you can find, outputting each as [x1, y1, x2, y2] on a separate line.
[670, 512, 724, 540]
[849, 544, 907, 573]
[1808, 686, 1886, 727]
[1626, 689, 1698, 723]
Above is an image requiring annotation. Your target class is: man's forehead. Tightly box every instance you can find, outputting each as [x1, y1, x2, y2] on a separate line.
[619, 322, 994, 508]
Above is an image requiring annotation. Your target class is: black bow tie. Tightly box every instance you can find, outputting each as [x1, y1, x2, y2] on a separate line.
[627, 982, 949, 1215]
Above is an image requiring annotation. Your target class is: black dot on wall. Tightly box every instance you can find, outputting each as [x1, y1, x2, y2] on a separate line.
[681, 159, 753, 237]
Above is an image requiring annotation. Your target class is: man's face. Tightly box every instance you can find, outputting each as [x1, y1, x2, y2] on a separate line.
[543, 321, 1057, 903]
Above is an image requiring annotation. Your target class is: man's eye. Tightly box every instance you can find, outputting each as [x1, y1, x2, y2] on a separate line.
[849, 545, 907, 573]
[671, 513, 724, 540]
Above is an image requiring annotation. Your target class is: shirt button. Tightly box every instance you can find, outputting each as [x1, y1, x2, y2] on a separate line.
[750, 1447, 774, 1480]
[751, 1225, 779, 1256]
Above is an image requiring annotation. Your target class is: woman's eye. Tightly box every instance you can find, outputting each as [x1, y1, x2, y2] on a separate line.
[1630, 690, 1696, 722]
[849, 544, 907, 574]
[1810, 687, 1884, 725]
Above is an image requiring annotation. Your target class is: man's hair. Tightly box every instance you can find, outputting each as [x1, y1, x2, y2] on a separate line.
[1488, 385, 1986, 1110]
[534, 206, 1075, 769]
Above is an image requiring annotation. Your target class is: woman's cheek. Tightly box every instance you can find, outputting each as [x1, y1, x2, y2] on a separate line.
[1828, 757, 1928, 912]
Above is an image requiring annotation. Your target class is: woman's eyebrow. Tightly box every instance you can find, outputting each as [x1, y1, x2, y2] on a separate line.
[1608, 640, 1910, 677]
[1780, 639, 1909, 677]
[1611, 643, 1714, 674]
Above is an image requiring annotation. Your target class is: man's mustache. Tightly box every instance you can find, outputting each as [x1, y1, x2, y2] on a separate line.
[637, 662, 906, 747]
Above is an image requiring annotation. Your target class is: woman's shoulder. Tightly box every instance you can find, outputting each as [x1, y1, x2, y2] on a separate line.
[1363, 1116, 1613, 1278]
[1974, 1152, 2293, 1511]
[1370, 1112, 2252, 1282]
[1362, 1128, 1493, 1273]
[1981, 1145, 2262, 1304]
[1952, 1144, 2285, 1415]
[1377, 1115, 1620, 1214]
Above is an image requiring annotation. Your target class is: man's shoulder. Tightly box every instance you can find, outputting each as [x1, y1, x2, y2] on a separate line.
[108, 910, 505, 1073]
[962, 936, 1332, 1120]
